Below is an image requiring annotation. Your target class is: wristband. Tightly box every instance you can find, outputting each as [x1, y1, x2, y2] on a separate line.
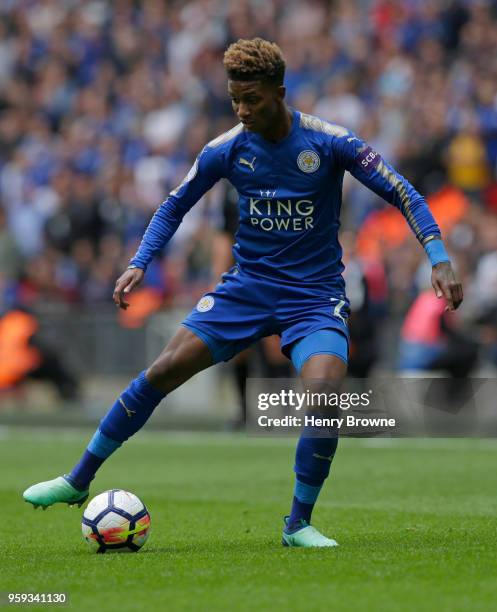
[424, 238, 450, 266]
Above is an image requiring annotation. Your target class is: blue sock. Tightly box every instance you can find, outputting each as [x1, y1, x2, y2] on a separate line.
[286, 431, 338, 532]
[66, 431, 123, 491]
[67, 371, 165, 490]
[287, 478, 323, 529]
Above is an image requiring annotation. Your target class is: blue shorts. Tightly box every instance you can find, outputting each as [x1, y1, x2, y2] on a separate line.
[182, 267, 349, 371]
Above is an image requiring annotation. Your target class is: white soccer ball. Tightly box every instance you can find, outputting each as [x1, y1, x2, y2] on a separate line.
[81, 490, 151, 553]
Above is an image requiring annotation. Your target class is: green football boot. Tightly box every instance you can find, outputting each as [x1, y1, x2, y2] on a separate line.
[23, 476, 89, 510]
[282, 517, 339, 548]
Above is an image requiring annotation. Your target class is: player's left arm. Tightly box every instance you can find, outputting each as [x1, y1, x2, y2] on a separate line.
[334, 132, 463, 311]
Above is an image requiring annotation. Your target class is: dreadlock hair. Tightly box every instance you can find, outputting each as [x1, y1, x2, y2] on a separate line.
[223, 37, 286, 85]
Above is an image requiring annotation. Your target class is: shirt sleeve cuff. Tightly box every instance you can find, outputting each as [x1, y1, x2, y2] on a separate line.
[128, 260, 147, 271]
[424, 238, 450, 266]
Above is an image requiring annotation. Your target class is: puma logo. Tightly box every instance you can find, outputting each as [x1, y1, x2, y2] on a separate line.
[313, 453, 334, 462]
[330, 297, 347, 325]
[239, 156, 256, 172]
[119, 397, 136, 418]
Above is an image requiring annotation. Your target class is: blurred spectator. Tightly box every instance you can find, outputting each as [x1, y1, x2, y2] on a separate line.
[0, 307, 79, 400]
[398, 289, 477, 377]
[446, 120, 492, 195]
[0, 205, 22, 282]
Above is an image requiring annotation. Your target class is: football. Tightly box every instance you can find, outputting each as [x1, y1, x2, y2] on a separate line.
[81, 490, 151, 553]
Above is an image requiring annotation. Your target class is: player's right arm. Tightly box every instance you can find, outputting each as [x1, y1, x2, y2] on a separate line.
[113, 144, 225, 309]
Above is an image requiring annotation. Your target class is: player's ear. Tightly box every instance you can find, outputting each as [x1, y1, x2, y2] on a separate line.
[276, 85, 286, 101]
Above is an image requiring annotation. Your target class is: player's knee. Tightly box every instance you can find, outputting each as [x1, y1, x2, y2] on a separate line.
[300, 354, 347, 382]
[146, 349, 184, 393]
[146, 327, 213, 394]
[307, 379, 341, 401]
[305, 379, 343, 418]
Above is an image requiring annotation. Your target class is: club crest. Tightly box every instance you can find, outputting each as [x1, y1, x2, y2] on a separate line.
[196, 296, 215, 312]
[297, 150, 320, 173]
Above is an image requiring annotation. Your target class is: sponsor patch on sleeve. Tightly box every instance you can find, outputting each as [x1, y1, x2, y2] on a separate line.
[356, 146, 381, 174]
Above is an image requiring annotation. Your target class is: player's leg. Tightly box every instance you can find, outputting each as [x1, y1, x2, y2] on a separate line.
[66, 326, 214, 488]
[282, 329, 348, 548]
[23, 327, 213, 508]
[24, 268, 272, 509]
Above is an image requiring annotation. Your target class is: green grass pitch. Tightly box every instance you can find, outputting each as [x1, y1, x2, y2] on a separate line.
[2, 429, 497, 611]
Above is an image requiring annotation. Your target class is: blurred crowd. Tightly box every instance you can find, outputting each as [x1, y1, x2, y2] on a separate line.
[1, 0, 497, 375]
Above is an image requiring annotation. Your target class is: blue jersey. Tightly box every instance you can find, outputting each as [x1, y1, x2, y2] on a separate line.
[130, 110, 441, 292]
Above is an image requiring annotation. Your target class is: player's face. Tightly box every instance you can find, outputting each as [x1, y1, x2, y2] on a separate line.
[228, 80, 284, 133]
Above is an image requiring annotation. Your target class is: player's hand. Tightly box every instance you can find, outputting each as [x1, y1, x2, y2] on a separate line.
[113, 267, 145, 310]
[431, 262, 463, 312]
